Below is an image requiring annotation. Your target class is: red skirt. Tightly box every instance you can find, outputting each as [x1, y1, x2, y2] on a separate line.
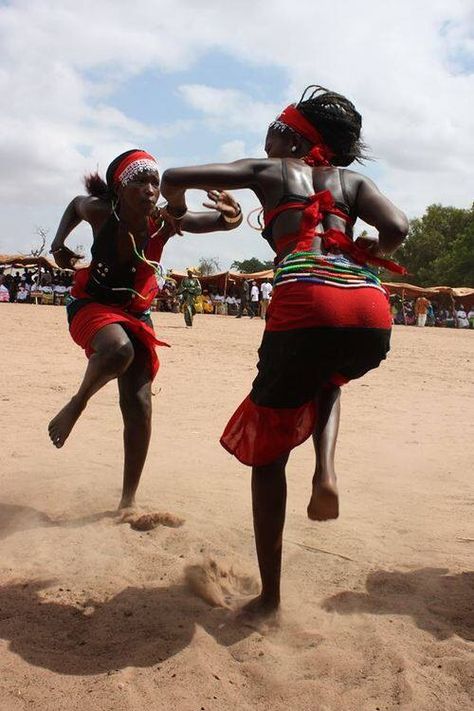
[68, 301, 168, 380]
[220, 282, 391, 466]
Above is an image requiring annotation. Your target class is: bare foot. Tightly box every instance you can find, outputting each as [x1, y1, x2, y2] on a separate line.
[118, 496, 136, 511]
[307, 479, 339, 521]
[48, 396, 84, 448]
[238, 594, 280, 625]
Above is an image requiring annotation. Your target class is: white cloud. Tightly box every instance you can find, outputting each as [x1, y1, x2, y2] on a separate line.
[0, 0, 473, 265]
[220, 140, 247, 162]
[178, 85, 279, 133]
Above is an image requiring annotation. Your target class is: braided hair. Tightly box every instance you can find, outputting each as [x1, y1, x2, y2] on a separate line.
[83, 149, 140, 199]
[296, 85, 367, 167]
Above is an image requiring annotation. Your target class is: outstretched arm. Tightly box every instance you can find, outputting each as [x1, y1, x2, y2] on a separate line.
[355, 176, 409, 254]
[161, 159, 263, 206]
[161, 159, 270, 236]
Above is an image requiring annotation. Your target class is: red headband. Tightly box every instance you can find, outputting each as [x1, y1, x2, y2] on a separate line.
[113, 150, 159, 186]
[276, 105, 334, 166]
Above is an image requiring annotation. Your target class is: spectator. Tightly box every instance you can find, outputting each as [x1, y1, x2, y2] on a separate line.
[16, 284, 29, 303]
[0, 283, 9, 302]
[414, 296, 430, 327]
[260, 279, 273, 319]
[236, 279, 253, 318]
[468, 307, 474, 329]
[250, 280, 260, 317]
[456, 305, 469, 329]
[225, 294, 238, 315]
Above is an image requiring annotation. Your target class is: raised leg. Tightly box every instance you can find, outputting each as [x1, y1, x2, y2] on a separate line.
[48, 323, 134, 448]
[241, 454, 288, 619]
[117, 339, 153, 510]
[307, 385, 341, 521]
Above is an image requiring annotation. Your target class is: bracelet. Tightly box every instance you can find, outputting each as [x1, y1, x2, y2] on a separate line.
[163, 204, 187, 220]
[223, 205, 242, 224]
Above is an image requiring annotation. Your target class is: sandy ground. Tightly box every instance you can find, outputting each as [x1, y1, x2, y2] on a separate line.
[0, 303, 473, 711]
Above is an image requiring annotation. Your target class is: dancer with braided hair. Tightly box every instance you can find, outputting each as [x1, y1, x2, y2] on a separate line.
[161, 87, 408, 617]
[48, 149, 241, 510]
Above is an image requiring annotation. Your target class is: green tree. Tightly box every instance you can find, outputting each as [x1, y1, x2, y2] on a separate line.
[197, 256, 220, 276]
[396, 203, 474, 287]
[230, 257, 274, 273]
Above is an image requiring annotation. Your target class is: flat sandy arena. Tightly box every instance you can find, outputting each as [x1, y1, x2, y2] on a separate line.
[0, 303, 473, 711]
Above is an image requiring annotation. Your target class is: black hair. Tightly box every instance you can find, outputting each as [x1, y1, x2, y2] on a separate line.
[83, 149, 141, 199]
[296, 85, 367, 166]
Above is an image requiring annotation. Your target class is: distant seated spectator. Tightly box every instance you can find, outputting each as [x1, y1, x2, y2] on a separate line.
[456, 305, 469, 329]
[198, 291, 214, 314]
[0, 284, 10, 302]
[468, 308, 474, 329]
[225, 294, 238, 315]
[40, 269, 52, 286]
[16, 285, 29, 302]
[445, 309, 455, 328]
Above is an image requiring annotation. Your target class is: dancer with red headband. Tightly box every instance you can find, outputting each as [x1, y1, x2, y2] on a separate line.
[48, 149, 242, 510]
[161, 86, 409, 618]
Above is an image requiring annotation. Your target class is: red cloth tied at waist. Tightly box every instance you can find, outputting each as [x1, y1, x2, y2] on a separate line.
[69, 302, 169, 380]
[265, 190, 406, 275]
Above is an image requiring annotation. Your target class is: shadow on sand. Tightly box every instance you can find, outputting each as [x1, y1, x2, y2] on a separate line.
[322, 567, 474, 642]
[0, 502, 118, 540]
[0, 578, 252, 674]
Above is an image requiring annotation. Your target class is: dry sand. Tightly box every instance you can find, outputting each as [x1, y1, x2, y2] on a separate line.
[0, 303, 473, 711]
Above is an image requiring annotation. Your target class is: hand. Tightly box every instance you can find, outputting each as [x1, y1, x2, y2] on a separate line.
[202, 190, 241, 220]
[355, 234, 380, 255]
[160, 205, 186, 236]
[50, 245, 82, 269]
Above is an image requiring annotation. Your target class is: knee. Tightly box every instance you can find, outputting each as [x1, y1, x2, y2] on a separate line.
[101, 340, 135, 375]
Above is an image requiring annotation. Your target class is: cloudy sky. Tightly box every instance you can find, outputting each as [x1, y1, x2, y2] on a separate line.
[0, 0, 473, 270]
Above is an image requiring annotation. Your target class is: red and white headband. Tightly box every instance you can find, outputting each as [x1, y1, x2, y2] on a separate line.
[113, 150, 159, 187]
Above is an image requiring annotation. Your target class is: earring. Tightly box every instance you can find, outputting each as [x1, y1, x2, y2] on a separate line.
[291, 146, 297, 153]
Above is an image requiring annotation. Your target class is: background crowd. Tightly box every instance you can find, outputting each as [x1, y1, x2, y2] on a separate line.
[390, 294, 474, 328]
[0, 267, 73, 304]
[159, 275, 273, 319]
[1, 265, 473, 328]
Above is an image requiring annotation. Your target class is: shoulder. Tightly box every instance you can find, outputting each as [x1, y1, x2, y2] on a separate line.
[73, 195, 111, 223]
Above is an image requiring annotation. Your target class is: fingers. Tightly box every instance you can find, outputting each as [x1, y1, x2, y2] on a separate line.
[202, 201, 218, 211]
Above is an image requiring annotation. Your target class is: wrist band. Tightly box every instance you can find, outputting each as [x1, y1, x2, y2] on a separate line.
[164, 205, 187, 220]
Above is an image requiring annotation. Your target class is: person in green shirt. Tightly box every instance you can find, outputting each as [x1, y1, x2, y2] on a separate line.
[177, 269, 202, 327]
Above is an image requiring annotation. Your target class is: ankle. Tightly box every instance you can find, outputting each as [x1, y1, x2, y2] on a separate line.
[313, 469, 337, 486]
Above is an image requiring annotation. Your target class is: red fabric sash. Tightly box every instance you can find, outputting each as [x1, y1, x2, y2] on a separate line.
[265, 191, 407, 275]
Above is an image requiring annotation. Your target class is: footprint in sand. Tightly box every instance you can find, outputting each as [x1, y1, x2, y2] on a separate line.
[120, 511, 185, 531]
[185, 557, 259, 608]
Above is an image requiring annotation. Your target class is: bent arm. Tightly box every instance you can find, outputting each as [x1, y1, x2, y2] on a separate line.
[355, 176, 409, 254]
[50, 196, 105, 251]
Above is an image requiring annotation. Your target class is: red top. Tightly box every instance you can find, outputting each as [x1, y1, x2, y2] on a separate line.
[265, 190, 406, 274]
